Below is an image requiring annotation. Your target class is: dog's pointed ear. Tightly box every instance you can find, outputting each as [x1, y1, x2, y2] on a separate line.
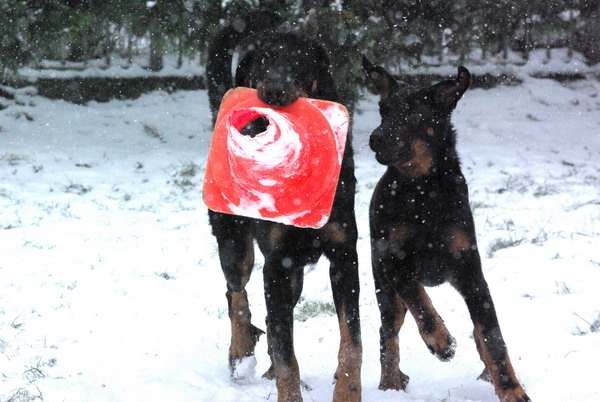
[431, 66, 470, 110]
[235, 50, 255, 88]
[362, 56, 398, 101]
[312, 43, 337, 101]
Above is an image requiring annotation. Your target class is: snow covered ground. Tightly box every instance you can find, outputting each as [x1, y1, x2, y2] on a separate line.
[1, 75, 599, 401]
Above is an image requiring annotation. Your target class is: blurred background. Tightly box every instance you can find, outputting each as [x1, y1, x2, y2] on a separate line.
[1, 0, 599, 108]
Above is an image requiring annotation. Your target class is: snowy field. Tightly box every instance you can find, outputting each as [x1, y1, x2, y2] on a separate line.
[1, 75, 599, 401]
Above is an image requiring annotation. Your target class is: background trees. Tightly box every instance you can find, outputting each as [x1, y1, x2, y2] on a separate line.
[1, 0, 598, 82]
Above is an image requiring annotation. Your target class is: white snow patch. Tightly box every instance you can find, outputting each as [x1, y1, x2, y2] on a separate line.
[1, 73, 599, 401]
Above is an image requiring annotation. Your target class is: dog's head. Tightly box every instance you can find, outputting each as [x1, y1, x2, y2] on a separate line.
[362, 56, 470, 173]
[237, 33, 336, 106]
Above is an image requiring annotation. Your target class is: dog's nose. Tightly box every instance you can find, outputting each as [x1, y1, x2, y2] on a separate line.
[258, 81, 301, 107]
[261, 82, 288, 106]
[369, 129, 385, 151]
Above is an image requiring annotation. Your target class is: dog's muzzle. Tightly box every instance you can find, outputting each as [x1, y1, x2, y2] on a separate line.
[257, 81, 301, 107]
[369, 128, 410, 166]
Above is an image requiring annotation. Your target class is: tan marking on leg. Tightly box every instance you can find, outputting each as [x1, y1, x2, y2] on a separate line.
[274, 358, 302, 402]
[473, 324, 529, 401]
[333, 304, 362, 402]
[229, 234, 259, 370]
[447, 228, 471, 254]
[230, 290, 255, 359]
[379, 337, 408, 391]
[407, 285, 456, 361]
[379, 296, 409, 391]
[324, 222, 346, 244]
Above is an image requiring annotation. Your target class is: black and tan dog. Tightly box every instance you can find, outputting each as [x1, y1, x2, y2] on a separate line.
[362, 56, 530, 402]
[205, 12, 362, 402]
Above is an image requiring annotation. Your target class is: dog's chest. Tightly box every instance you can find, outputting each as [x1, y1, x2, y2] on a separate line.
[373, 175, 452, 225]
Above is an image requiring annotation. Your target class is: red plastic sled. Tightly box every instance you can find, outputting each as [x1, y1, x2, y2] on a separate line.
[203, 87, 349, 228]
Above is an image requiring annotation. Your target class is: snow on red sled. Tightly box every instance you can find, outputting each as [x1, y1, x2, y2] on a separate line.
[203, 87, 349, 229]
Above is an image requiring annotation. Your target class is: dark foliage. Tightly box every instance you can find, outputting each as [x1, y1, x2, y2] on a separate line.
[1, 0, 597, 89]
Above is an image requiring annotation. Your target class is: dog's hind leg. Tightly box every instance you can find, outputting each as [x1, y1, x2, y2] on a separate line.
[209, 211, 263, 380]
[323, 221, 362, 402]
[451, 262, 530, 402]
[263, 253, 304, 402]
[373, 267, 410, 391]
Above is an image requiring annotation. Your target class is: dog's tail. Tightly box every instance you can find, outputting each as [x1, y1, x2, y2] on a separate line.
[206, 11, 283, 122]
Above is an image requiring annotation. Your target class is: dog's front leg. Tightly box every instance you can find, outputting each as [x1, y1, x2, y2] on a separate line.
[323, 222, 362, 402]
[394, 280, 457, 362]
[209, 211, 263, 379]
[372, 263, 410, 391]
[263, 255, 303, 402]
[451, 256, 530, 402]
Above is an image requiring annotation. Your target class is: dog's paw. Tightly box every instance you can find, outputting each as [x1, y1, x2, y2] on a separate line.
[424, 332, 456, 362]
[333, 371, 361, 402]
[378, 368, 409, 391]
[498, 387, 531, 402]
[425, 333, 456, 362]
[230, 356, 257, 381]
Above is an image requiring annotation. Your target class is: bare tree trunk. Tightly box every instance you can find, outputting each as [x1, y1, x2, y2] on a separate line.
[104, 23, 112, 68]
[578, 1, 600, 64]
[125, 35, 133, 68]
[177, 37, 183, 69]
[149, 17, 164, 71]
[523, 12, 533, 61]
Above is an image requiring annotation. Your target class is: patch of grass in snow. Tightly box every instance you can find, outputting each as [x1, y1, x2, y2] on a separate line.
[554, 281, 572, 295]
[487, 237, 525, 257]
[64, 182, 92, 195]
[11, 316, 24, 330]
[533, 184, 559, 197]
[203, 307, 227, 319]
[573, 312, 600, 336]
[495, 173, 534, 195]
[156, 272, 175, 280]
[470, 200, 492, 212]
[5, 358, 49, 402]
[178, 161, 199, 177]
[487, 219, 526, 257]
[142, 123, 166, 143]
[294, 300, 336, 322]
[23, 359, 47, 384]
[6, 387, 43, 402]
[1, 153, 27, 166]
[172, 161, 200, 191]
